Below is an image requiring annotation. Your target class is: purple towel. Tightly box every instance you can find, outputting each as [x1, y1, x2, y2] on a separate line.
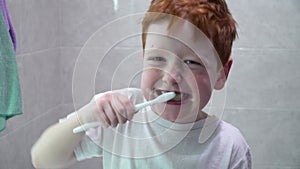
[0, 0, 16, 51]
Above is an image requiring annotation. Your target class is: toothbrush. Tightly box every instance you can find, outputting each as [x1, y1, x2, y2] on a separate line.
[73, 92, 175, 134]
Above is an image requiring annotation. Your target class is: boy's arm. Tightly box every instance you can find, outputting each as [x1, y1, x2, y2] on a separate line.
[31, 102, 98, 169]
[31, 91, 136, 168]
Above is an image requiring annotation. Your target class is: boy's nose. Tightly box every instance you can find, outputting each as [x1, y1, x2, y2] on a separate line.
[162, 66, 183, 85]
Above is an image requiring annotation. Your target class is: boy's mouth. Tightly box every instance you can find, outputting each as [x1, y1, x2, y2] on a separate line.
[154, 89, 189, 105]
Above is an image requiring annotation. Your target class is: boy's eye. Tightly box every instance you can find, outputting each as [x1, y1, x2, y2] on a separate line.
[184, 60, 205, 70]
[184, 60, 202, 66]
[149, 56, 166, 62]
[184, 60, 200, 65]
[145, 56, 167, 67]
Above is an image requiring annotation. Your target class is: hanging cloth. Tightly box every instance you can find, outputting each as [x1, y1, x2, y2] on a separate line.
[0, 1, 22, 132]
[0, 0, 16, 51]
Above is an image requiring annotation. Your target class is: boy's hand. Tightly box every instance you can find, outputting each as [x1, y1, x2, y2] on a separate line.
[92, 92, 136, 128]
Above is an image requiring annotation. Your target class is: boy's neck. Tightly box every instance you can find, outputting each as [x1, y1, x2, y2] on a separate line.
[196, 111, 208, 121]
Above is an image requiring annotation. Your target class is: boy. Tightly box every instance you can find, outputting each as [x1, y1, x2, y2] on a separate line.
[31, 0, 251, 168]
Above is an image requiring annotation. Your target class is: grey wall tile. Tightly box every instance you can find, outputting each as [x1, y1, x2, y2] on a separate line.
[94, 47, 143, 91]
[60, 0, 115, 47]
[254, 165, 300, 169]
[20, 49, 63, 116]
[60, 47, 117, 108]
[84, 16, 143, 49]
[60, 47, 142, 108]
[0, 49, 62, 137]
[225, 49, 300, 110]
[6, 0, 22, 55]
[0, 104, 75, 169]
[227, 0, 300, 49]
[18, 0, 60, 53]
[60, 47, 81, 104]
[60, 0, 150, 48]
[223, 108, 300, 168]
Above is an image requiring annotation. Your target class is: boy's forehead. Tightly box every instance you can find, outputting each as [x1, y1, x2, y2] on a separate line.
[145, 17, 222, 70]
[146, 18, 205, 43]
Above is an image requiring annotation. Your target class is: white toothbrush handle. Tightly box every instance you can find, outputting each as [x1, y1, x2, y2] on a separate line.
[73, 92, 174, 134]
[73, 122, 100, 134]
[72, 102, 152, 134]
[134, 101, 154, 110]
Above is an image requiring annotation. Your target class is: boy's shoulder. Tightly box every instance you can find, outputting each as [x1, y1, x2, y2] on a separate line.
[218, 120, 248, 144]
[219, 120, 252, 167]
[215, 120, 250, 155]
[219, 120, 244, 136]
[199, 119, 251, 168]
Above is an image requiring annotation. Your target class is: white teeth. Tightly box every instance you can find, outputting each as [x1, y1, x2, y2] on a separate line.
[154, 90, 188, 101]
[172, 93, 182, 101]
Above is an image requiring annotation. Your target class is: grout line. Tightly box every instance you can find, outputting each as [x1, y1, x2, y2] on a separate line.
[254, 164, 300, 169]
[223, 106, 300, 112]
[0, 103, 74, 140]
[232, 47, 300, 51]
[16, 47, 61, 57]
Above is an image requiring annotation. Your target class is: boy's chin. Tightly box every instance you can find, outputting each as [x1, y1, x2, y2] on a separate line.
[161, 113, 199, 124]
[152, 105, 199, 123]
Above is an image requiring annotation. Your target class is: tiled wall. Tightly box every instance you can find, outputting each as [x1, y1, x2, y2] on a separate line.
[0, 0, 299, 169]
[0, 0, 67, 169]
[60, 0, 148, 109]
[224, 0, 300, 168]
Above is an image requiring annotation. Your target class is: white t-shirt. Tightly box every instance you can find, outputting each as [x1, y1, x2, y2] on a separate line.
[65, 88, 251, 169]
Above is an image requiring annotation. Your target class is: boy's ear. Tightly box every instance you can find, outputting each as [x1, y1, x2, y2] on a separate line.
[214, 58, 233, 90]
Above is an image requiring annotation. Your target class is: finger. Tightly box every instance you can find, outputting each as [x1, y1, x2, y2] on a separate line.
[111, 95, 128, 124]
[116, 95, 136, 120]
[95, 105, 110, 128]
[103, 102, 118, 127]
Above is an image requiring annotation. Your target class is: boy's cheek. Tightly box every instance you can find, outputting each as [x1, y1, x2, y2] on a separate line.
[190, 75, 212, 98]
[141, 68, 160, 82]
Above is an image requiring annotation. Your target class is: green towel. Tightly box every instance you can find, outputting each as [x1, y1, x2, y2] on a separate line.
[0, 9, 22, 132]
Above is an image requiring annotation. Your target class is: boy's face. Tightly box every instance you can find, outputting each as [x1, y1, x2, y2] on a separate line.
[141, 18, 228, 123]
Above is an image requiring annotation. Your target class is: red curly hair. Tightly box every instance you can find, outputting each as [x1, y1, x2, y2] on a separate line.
[142, 0, 237, 65]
